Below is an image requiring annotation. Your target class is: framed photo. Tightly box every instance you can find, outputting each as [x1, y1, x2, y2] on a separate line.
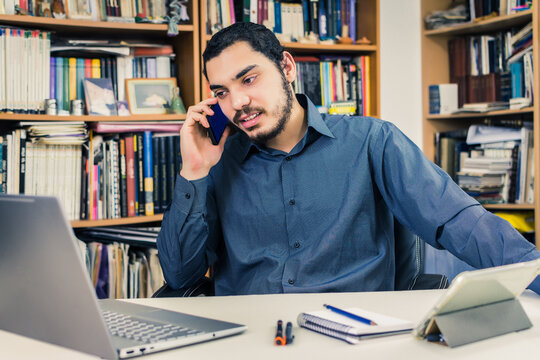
[126, 78, 177, 115]
[83, 78, 118, 116]
[116, 100, 130, 116]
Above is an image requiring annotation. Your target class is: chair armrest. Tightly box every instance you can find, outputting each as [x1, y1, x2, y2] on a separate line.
[407, 273, 449, 290]
[152, 277, 215, 297]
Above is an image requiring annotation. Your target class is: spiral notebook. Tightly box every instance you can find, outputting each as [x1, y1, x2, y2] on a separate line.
[297, 307, 413, 344]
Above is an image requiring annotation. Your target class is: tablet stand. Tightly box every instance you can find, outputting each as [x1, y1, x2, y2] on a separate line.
[427, 297, 532, 347]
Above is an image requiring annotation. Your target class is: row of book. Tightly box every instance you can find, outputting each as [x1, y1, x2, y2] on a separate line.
[0, 0, 172, 22]
[85, 128, 181, 220]
[448, 21, 533, 106]
[0, 123, 87, 220]
[436, 120, 534, 205]
[51, 54, 174, 113]
[0, 122, 183, 221]
[0, 26, 176, 114]
[207, 0, 359, 44]
[75, 232, 164, 299]
[469, 0, 531, 21]
[294, 55, 370, 116]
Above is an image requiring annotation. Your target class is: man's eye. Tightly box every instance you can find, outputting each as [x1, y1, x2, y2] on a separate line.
[215, 91, 227, 98]
[244, 76, 256, 85]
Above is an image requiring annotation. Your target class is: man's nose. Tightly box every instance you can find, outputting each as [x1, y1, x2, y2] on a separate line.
[231, 91, 250, 110]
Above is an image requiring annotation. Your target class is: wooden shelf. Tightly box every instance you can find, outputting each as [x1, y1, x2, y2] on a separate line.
[484, 203, 535, 211]
[0, 15, 193, 34]
[426, 107, 534, 120]
[424, 10, 532, 36]
[283, 42, 377, 54]
[202, 33, 377, 53]
[71, 214, 164, 228]
[0, 113, 186, 122]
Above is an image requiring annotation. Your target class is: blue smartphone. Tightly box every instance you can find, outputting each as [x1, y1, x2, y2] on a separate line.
[207, 103, 229, 145]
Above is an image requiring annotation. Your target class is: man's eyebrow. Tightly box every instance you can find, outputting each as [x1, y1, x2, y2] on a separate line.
[234, 64, 257, 79]
[209, 64, 258, 91]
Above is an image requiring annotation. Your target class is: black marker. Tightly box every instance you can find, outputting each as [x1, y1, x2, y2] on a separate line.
[285, 322, 294, 344]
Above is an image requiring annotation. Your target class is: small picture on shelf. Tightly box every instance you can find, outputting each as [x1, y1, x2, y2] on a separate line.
[66, 0, 93, 20]
[116, 100, 130, 116]
[84, 78, 118, 116]
[126, 78, 177, 115]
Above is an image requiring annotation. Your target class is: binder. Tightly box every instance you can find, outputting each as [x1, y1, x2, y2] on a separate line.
[297, 307, 412, 344]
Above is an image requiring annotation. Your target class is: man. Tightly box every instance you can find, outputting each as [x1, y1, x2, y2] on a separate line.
[157, 22, 540, 295]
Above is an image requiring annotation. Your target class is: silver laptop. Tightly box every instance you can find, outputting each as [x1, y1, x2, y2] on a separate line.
[0, 194, 246, 359]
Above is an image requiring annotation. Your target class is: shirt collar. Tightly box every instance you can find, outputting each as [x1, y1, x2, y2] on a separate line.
[236, 94, 336, 162]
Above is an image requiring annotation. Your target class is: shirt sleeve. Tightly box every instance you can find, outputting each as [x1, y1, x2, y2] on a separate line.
[370, 121, 540, 292]
[156, 175, 220, 290]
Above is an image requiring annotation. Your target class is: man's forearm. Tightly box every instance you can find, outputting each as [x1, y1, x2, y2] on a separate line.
[156, 176, 211, 290]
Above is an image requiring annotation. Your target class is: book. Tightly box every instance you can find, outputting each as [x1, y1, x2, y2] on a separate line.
[429, 83, 458, 114]
[297, 307, 413, 344]
[143, 131, 154, 216]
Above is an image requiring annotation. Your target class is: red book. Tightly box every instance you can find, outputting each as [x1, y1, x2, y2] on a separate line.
[125, 135, 136, 217]
[84, 58, 92, 79]
[133, 46, 174, 57]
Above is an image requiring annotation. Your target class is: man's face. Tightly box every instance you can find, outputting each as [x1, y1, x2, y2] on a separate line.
[205, 41, 294, 145]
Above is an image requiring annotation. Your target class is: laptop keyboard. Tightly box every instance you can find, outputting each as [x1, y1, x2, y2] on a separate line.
[102, 310, 205, 344]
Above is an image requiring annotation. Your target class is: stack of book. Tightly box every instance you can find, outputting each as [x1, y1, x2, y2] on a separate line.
[457, 157, 513, 204]
[451, 123, 534, 204]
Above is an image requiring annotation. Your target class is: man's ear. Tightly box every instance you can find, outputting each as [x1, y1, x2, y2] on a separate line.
[281, 51, 297, 83]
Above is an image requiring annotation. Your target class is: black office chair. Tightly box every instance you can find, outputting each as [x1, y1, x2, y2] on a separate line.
[153, 219, 448, 298]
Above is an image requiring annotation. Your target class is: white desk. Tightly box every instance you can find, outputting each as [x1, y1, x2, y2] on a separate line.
[3, 290, 540, 359]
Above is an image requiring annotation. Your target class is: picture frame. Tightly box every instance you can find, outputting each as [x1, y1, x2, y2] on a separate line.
[126, 78, 177, 115]
[83, 78, 118, 116]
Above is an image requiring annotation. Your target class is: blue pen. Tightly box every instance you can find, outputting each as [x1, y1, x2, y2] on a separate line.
[323, 304, 378, 326]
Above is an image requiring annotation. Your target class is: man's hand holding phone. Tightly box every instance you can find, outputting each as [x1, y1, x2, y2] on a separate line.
[180, 97, 231, 181]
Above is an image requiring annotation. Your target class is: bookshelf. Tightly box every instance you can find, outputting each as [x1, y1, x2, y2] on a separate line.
[198, 0, 380, 117]
[420, 1, 540, 247]
[0, 2, 200, 227]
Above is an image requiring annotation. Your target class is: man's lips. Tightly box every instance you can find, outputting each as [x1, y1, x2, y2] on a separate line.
[235, 111, 262, 129]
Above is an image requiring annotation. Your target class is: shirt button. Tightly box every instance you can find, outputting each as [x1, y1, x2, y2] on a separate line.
[288, 279, 295, 285]
[289, 199, 295, 205]
[285, 156, 292, 161]
[294, 242, 300, 248]
[185, 193, 191, 199]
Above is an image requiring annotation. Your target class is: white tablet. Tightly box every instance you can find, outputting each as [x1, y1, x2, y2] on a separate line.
[413, 259, 540, 338]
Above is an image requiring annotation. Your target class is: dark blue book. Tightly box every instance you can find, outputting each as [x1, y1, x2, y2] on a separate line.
[319, 0, 328, 39]
[158, 137, 168, 212]
[166, 136, 175, 206]
[152, 137, 161, 214]
[173, 135, 181, 177]
[1, 137, 6, 193]
[274, 0, 282, 33]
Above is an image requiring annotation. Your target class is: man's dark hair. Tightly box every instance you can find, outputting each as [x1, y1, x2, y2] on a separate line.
[202, 22, 285, 79]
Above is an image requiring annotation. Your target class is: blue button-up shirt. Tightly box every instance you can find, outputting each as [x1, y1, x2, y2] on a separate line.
[157, 95, 540, 295]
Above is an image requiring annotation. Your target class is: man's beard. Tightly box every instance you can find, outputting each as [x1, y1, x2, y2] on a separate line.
[233, 73, 294, 145]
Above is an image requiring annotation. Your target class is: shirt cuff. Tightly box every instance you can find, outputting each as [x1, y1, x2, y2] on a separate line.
[171, 175, 208, 214]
